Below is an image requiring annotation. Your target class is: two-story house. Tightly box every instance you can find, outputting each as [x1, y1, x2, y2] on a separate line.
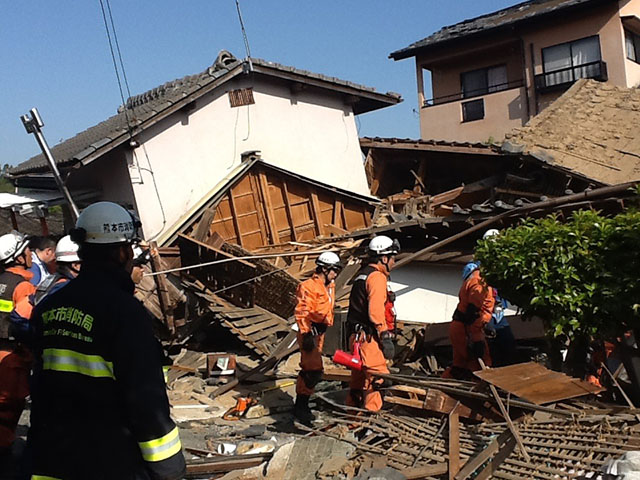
[9, 51, 400, 240]
[390, 0, 640, 143]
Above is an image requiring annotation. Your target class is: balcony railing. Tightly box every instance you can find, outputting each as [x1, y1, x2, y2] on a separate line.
[423, 79, 524, 108]
[535, 60, 608, 93]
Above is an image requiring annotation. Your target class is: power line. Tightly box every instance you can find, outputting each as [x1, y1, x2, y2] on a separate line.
[235, 0, 253, 69]
[105, 0, 133, 101]
[98, 0, 134, 133]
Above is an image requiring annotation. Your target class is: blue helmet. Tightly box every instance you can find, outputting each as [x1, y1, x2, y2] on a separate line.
[462, 262, 479, 280]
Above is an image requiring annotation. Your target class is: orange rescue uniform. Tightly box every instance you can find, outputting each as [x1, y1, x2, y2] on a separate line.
[295, 273, 335, 396]
[447, 269, 494, 376]
[346, 263, 390, 412]
[0, 266, 35, 451]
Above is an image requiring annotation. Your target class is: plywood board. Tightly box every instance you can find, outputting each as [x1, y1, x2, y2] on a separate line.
[473, 361, 604, 405]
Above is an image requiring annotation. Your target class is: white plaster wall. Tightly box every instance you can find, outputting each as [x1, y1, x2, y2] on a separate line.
[389, 263, 516, 324]
[127, 75, 371, 240]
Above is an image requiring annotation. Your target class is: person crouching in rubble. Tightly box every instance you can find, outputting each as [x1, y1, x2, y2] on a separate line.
[294, 252, 342, 426]
[444, 261, 495, 380]
[346, 236, 399, 412]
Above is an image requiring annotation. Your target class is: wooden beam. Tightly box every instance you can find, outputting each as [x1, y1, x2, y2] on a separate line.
[333, 199, 342, 228]
[403, 463, 448, 479]
[9, 210, 18, 231]
[324, 224, 349, 236]
[454, 429, 512, 480]
[192, 207, 216, 242]
[248, 173, 269, 246]
[309, 191, 325, 236]
[359, 138, 500, 156]
[280, 179, 298, 241]
[177, 234, 255, 268]
[448, 409, 460, 480]
[257, 172, 279, 244]
[226, 189, 244, 248]
[149, 241, 175, 334]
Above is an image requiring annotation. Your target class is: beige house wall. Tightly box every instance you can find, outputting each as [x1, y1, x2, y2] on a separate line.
[415, 0, 640, 142]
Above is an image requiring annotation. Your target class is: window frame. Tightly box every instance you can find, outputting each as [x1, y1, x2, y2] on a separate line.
[541, 35, 602, 73]
[461, 98, 485, 123]
[625, 29, 640, 64]
[460, 64, 508, 99]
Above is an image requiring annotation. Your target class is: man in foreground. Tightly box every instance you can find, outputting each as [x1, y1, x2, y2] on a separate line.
[28, 201, 185, 480]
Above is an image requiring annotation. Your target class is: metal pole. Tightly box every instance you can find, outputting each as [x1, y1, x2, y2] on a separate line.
[20, 108, 80, 220]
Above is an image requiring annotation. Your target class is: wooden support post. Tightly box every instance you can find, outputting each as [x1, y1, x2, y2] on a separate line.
[281, 179, 298, 241]
[478, 359, 530, 462]
[333, 199, 342, 228]
[149, 241, 175, 334]
[308, 191, 325, 236]
[39, 217, 49, 236]
[448, 408, 460, 480]
[257, 172, 279, 244]
[9, 210, 18, 231]
[226, 189, 244, 248]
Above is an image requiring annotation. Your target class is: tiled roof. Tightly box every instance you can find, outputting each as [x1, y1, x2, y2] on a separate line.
[390, 0, 614, 60]
[360, 136, 501, 154]
[11, 52, 401, 176]
[502, 79, 640, 185]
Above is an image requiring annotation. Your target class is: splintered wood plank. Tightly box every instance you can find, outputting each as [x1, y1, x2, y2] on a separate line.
[237, 318, 283, 335]
[474, 361, 604, 405]
[333, 199, 343, 228]
[250, 323, 286, 341]
[193, 207, 216, 242]
[309, 191, 325, 236]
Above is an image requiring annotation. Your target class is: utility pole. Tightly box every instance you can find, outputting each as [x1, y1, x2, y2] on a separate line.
[21, 107, 80, 221]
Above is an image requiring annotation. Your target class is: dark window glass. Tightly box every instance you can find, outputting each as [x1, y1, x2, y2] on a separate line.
[626, 30, 640, 64]
[462, 99, 484, 122]
[461, 65, 507, 98]
[542, 36, 601, 86]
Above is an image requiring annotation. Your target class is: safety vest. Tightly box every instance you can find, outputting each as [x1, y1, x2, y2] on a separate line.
[0, 271, 25, 339]
[347, 265, 378, 333]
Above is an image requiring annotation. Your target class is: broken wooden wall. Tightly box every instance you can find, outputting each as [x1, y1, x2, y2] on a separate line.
[186, 164, 373, 250]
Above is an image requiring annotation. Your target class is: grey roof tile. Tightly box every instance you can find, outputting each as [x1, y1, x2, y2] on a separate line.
[390, 0, 615, 60]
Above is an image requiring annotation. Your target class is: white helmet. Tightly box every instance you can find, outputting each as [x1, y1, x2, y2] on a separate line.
[483, 229, 500, 240]
[368, 236, 400, 256]
[316, 251, 342, 270]
[55, 235, 81, 263]
[0, 232, 30, 265]
[74, 202, 139, 244]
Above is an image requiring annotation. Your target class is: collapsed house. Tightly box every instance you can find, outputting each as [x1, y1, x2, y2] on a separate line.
[7, 51, 400, 238]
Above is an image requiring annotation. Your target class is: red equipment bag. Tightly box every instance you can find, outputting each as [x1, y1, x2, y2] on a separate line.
[332, 338, 362, 371]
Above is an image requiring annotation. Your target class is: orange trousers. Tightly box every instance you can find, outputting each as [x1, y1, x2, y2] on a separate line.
[346, 334, 389, 412]
[447, 320, 491, 376]
[0, 349, 31, 450]
[296, 332, 325, 396]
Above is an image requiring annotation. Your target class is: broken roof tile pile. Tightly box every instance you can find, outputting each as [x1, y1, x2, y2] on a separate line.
[503, 79, 640, 185]
[390, 0, 613, 59]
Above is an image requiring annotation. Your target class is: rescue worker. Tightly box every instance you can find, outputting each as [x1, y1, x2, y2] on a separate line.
[346, 236, 399, 412]
[480, 229, 516, 367]
[445, 262, 495, 380]
[32, 235, 82, 305]
[294, 251, 342, 426]
[0, 232, 36, 455]
[28, 201, 186, 480]
[27, 236, 56, 286]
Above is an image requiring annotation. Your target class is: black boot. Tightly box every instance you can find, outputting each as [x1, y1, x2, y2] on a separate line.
[294, 394, 315, 427]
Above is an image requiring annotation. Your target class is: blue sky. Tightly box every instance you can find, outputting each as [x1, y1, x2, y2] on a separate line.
[1, 1, 516, 166]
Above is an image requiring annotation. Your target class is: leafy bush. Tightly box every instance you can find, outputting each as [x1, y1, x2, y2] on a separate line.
[475, 208, 640, 339]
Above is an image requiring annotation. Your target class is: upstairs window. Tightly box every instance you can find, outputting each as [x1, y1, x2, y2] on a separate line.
[626, 30, 640, 63]
[461, 65, 507, 98]
[542, 36, 601, 86]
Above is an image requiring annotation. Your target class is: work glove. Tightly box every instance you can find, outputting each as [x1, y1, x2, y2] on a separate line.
[380, 331, 395, 360]
[301, 332, 316, 352]
[311, 322, 327, 335]
[470, 340, 485, 359]
[484, 324, 497, 339]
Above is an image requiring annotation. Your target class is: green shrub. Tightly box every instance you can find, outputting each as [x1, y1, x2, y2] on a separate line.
[475, 208, 640, 339]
